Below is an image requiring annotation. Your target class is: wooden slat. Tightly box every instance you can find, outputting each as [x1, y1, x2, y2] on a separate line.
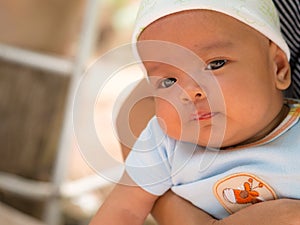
[0, 202, 46, 225]
[0, 44, 74, 75]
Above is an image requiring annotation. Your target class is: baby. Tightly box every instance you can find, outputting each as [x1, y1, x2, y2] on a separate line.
[90, 0, 300, 224]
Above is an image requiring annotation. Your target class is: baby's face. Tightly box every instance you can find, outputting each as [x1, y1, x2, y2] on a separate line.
[138, 10, 287, 148]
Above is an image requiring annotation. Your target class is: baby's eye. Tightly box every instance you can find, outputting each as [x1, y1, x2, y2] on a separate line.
[159, 77, 177, 88]
[205, 59, 227, 70]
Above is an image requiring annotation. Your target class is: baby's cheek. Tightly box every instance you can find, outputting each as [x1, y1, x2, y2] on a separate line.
[155, 98, 182, 140]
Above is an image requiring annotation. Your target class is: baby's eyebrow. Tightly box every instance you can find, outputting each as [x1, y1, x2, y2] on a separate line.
[144, 63, 160, 74]
[194, 40, 234, 53]
[144, 62, 175, 72]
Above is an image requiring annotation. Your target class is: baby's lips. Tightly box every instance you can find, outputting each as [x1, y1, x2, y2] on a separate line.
[190, 111, 218, 120]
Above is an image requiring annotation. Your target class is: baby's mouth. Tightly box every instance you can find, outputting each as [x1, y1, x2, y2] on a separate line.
[190, 112, 218, 121]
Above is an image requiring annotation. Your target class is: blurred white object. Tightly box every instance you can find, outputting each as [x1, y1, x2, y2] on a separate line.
[0, 44, 73, 75]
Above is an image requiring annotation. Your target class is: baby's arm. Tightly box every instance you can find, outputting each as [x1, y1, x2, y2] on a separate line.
[152, 190, 217, 225]
[153, 191, 300, 225]
[89, 173, 158, 225]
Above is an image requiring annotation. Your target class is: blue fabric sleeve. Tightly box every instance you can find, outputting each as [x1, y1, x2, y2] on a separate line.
[125, 117, 174, 196]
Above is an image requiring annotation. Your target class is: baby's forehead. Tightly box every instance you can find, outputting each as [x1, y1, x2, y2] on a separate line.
[137, 10, 269, 57]
[138, 10, 258, 39]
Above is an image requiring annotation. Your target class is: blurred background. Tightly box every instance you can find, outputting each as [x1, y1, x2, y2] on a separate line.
[0, 0, 155, 225]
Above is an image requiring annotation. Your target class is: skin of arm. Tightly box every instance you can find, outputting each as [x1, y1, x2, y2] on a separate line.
[152, 190, 217, 225]
[89, 173, 158, 225]
[153, 191, 300, 225]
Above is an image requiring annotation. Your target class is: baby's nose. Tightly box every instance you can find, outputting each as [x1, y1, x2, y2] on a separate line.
[180, 87, 206, 103]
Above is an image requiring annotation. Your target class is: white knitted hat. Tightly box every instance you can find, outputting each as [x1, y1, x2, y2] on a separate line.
[132, 0, 290, 59]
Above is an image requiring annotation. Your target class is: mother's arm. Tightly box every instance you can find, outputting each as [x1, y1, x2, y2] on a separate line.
[153, 190, 300, 225]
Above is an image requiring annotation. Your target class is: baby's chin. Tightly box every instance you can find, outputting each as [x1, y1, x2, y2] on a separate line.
[167, 133, 225, 149]
[157, 120, 240, 149]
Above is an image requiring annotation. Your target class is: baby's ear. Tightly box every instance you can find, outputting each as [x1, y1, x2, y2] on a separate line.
[271, 42, 291, 90]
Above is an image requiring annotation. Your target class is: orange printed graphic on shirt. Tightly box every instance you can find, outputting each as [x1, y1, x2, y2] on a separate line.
[223, 178, 264, 205]
[214, 173, 277, 214]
